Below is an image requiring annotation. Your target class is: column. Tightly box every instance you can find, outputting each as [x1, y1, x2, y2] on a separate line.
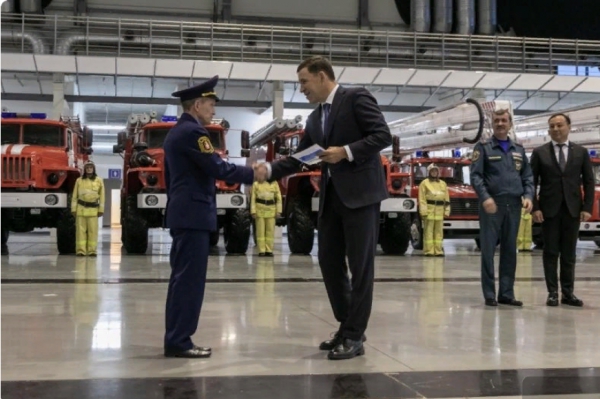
[272, 81, 284, 119]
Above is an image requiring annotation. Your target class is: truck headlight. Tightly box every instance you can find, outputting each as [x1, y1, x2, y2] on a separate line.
[46, 173, 59, 185]
[231, 195, 244, 206]
[403, 200, 414, 210]
[146, 174, 158, 186]
[145, 195, 159, 206]
[45, 194, 58, 206]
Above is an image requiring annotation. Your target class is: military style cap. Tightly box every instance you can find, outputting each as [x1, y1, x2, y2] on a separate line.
[171, 75, 220, 102]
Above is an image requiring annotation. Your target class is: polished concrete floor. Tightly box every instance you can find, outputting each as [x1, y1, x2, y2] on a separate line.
[1, 228, 599, 398]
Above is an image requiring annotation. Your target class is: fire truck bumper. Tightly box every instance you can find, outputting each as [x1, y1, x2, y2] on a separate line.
[137, 193, 167, 208]
[577, 221, 600, 240]
[441, 220, 480, 239]
[1, 192, 68, 208]
[310, 197, 417, 212]
[216, 193, 247, 215]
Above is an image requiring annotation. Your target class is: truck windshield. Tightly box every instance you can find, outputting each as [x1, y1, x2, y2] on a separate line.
[205, 128, 223, 150]
[1, 124, 20, 144]
[146, 128, 170, 148]
[22, 124, 65, 147]
[414, 163, 466, 184]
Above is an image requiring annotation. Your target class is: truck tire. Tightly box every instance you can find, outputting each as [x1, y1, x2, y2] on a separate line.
[410, 215, 424, 250]
[57, 203, 76, 255]
[210, 231, 219, 246]
[595, 240, 600, 248]
[287, 198, 314, 254]
[380, 213, 411, 255]
[122, 195, 149, 254]
[224, 209, 251, 254]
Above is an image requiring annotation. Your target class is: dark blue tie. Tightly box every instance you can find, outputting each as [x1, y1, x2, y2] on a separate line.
[322, 103, 330, 138]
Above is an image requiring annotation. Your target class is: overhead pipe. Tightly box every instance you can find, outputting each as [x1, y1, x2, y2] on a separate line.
[0, 26, 48, 54]
[454, 0, 475, 34]
[410, 0, 431, 32]
[477, 0, 497, 35]
[432, 0, 453, 33]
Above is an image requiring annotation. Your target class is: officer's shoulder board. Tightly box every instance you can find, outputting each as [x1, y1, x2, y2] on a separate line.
[198, 135, 214, 154]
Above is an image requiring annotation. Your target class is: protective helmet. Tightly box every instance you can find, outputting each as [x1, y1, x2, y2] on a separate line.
[427, 163, 439, 173]
[82, 160, 97, 178]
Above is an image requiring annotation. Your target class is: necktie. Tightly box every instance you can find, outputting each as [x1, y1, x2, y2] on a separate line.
[322, 103, 330, 137]
[557, 143, 566, 171]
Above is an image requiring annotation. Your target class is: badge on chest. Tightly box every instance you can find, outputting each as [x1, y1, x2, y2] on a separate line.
[512, 152, 522, 171]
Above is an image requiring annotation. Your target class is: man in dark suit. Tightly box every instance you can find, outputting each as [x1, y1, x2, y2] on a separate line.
[530, 113, 595, 307]
[265, 56, 392, 360]
[163, 76, 255, 358]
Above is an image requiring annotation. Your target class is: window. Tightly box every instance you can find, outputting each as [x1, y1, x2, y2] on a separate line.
[1, 124, 20, 144]
[145, 128, 170, 149]
[205, 128, 223, 150]
[23, 124, 64, 147]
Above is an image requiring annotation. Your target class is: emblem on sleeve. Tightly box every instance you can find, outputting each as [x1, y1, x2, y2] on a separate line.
[472, 149, 480, 162]
[198, 136, 214, 154]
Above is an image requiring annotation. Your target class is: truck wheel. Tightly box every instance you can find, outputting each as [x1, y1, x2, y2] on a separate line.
[57, 204, 76, 255]
[287, 198, 314, 254]
[595, 240, 600, 248]
[122, 195, 148, 254]
[533, 234, 544, 249]
[1, 223, 10, 255]
[380, 213, 411, 255]
[210, 231, 219, 246]
[410, 216, 424, 250]
[224, 209, 251, 254]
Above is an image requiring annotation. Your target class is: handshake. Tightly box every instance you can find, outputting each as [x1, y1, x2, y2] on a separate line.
[252, 162, 269, 182]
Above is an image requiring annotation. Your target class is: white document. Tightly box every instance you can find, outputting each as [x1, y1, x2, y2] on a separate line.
[292, 144, 325, 165]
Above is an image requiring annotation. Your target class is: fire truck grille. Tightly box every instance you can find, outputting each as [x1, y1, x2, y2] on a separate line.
[450, 198, 479, 216]
[1, 156, 32, 184]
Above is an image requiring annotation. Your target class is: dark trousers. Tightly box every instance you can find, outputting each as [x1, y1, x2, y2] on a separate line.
[479, 196, 522, 300]
[317, 182, 380, 341]
[164, 228, 209, 351]
[541, 201, 580, 295]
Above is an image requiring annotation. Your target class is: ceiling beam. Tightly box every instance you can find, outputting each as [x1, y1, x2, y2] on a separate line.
[0, 93, 544, 115]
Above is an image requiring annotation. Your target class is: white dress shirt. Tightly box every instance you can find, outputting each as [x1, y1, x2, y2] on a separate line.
[552, 139, 569, 164]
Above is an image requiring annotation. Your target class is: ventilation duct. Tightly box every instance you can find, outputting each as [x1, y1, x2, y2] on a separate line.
[432, 0, 453, 33]
[454, 0, 475, 34]
[18, 0, 43, 13]
[410, 0, 431, 32]
[1, 26, 48, 53]
[477, 0, 497, 35]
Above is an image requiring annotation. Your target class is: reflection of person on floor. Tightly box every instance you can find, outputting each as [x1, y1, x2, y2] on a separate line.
[251, 258, 281, 329]
[517, 207, 532, 252]
[71, 161, 104, 256]
[418, 163, 450, 256]
[72, 256, 99, 349]
[251, 164, 282, 257]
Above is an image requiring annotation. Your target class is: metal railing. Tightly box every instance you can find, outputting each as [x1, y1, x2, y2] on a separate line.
[2, 13, 600, 74]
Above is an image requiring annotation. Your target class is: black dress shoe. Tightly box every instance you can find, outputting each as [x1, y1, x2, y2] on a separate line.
[319, 333, 366, 351]
[561, 294, 583, 307]
[546, 292, 559, 307]
[328, 338, 365, 360]
[164, 345, 212, 358]
[498, 297, 523, 307]
[485, 298, 498, 306]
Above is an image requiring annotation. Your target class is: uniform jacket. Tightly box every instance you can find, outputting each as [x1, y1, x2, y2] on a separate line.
[71, 176, 104, 217]
[164, 112, 254, 231]
[270, 86, 392, 214]
[251, 181, 282, 219]
[530, 141, 595, 218]
[470, 136, 534, 202]
[418, 178, 450, 219]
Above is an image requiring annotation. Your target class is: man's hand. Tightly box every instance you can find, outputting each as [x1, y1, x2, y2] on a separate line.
[581, 211, 592, 222]
[522, 198, 533, 213]
[532, 210, 544, 223]
[483, 198, 497, 214]
[318, 147, 347, 164]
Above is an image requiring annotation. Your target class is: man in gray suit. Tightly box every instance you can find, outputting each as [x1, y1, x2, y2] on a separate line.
[264, 56, 392, 360]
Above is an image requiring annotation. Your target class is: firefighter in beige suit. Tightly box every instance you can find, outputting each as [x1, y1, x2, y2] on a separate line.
[71, 161, 104, 256]
[251, 164, 282, 256]
[418, 164, 450, 256]
[517, 207, 533, 251]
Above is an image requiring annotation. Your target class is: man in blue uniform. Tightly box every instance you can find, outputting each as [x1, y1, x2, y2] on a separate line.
[470, 109, 534, 307]
[163, 76, 255, 358]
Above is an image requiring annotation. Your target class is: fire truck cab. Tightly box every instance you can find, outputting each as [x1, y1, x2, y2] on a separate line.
[1, 112, 93, 255]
